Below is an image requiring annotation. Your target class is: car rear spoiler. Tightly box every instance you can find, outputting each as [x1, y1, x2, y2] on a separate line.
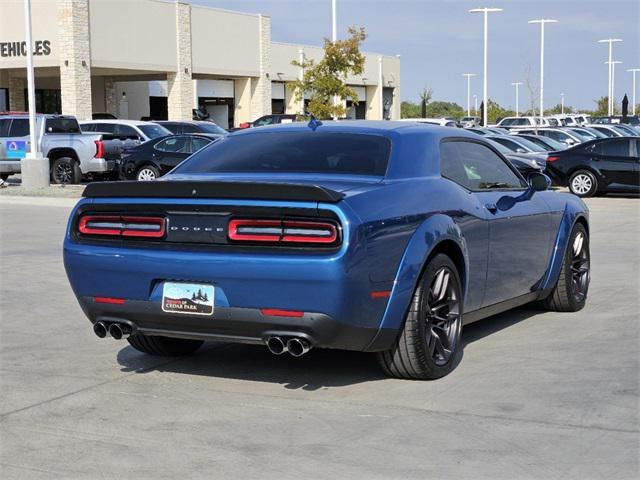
[82, 181, 345, 203]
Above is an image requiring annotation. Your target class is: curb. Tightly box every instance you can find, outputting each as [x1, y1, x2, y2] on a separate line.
[0, 195, 80, 208]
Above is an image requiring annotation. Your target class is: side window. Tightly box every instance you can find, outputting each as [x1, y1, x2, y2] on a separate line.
[81, 123, 95, 132]
[8, 119, 30, 137]
[189, 137, 211, 153]
[0, 119, 11, 137]
[155, 136, 189, 153]
[441, 141, 525, 190]
[93, 123, 117, 134]
[115, 124, 140, 139]
[593, 139, 631, 157]
[254, 116, 274, 126]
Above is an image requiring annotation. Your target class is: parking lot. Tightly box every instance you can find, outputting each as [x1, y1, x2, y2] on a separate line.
[0, 194, 638, 479]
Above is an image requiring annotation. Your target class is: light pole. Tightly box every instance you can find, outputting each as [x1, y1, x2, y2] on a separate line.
[511, 82, 523, 117]
[473, 94, 478, 114]
[21, 0, 49, 188]
[606, 60, 623, 114]
[560, 93, 565, 114]
[469, 7, 503, 126]
[627, 68, 640, 115]
[529, 19, 558, 117]
[462, 73, 476, 116]
[598, 38, 623, 115]
[331, 0, 338, 119]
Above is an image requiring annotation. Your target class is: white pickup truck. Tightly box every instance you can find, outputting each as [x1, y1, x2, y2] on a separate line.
[0, 114, 139, 184]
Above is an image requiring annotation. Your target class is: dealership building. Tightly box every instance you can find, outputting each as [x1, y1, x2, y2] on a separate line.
[0, 0, 401, 128]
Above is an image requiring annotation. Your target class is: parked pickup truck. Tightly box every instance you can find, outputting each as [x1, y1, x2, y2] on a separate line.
[0, 114, 140, 183]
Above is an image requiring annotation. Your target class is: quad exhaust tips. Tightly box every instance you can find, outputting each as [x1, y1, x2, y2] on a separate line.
[265, 336, 311, 357]
[93, 321, 108, 338]
[93, 321, 131, 340]
[286, 338, 310, 357]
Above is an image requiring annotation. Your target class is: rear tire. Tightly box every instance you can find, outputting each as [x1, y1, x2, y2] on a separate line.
[542, 223, 590, 312]
[377, 254, 463, 380]
[127, 334, 203, 356]
[136, 165, 159, 181]
[568, 170, 597, 197]
[51, 157, 82, 184]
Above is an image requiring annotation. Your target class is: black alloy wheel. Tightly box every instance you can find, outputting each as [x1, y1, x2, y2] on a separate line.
[425, 266, 462, 366]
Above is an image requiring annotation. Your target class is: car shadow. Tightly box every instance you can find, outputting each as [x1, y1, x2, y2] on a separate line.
[461, 306, 541, 346]
[117, 342, 386, 390]
[116, 306, 544, 389]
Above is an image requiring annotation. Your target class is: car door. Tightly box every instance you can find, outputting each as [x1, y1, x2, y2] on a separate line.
[589, 139, 638, 189]
[5, 118, 31, 159]
[442, 140, 552, 307]
[152, 136, 191, 175]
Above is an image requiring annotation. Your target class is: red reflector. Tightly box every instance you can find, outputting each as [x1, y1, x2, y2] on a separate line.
[78, 215, 165, 238]
[546, 155, 560, 163]
[94, 297, 126, 304]
[228, 219, 338, 245]
[371, 290, 391, 299]
[260, 308, 305, 318]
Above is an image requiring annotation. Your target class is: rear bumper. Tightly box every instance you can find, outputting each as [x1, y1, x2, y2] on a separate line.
[81, 158, 117, 174]
[0, 160, 21, 174]
[79, 296, 395, 351]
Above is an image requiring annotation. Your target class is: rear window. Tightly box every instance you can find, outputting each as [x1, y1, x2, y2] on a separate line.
[174, 131, 391, 176]
[138, 124, 171, 139]
[45, 117, 80, 134]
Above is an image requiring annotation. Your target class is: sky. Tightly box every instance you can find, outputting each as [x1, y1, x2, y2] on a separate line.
[196, 0, 640, 111]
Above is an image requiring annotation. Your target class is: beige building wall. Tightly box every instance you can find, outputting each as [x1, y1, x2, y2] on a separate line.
[234, 78, 252, 125]
[57, 0, 92, 120]
[167, 1, 193, 121]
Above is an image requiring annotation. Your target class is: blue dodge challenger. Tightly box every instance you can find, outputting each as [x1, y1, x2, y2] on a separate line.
[63, 121, 590, 379]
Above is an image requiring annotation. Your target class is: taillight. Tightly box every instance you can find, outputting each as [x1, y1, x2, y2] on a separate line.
[228, 219, 338, 245]
[546, 155, 560, 163]
[78, 215, 165, 238]
[239, 122, 251, 129]
[94, 140, 105, 159]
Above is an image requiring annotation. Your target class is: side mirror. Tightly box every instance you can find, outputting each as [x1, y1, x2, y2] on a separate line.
[528, 172, 552, 191]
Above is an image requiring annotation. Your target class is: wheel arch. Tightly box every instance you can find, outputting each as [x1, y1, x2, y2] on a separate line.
[365, 214, 469, 350]
[539, 201, 589, 296]
[48, 147, 79, 165]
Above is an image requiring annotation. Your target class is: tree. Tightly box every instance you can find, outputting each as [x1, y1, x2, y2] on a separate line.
[592, 96, 609, 116]
[425, 101, 465, 119]
[290, 27, 367, 119]
[401, 101, 421, 118]
[419, 87, 433, 118]
[544, 103, 573, 115]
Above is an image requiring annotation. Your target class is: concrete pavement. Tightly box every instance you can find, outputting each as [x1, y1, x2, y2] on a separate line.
[0, 196, 638, 479]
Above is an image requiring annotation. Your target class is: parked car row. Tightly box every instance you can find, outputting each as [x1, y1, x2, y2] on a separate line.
[0, 114, 229, 184]
[463, 117, 639, 198]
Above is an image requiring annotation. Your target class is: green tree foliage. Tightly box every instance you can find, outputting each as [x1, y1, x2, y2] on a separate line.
[419, 87, 433, 118]
[401, 101, 422, 118]
[290, 27, 367, 119]
[486, 99, 515, 124]
[425, 101, 465, 119]
[592, 96, 609, 116]
[544, 104, 574, 115]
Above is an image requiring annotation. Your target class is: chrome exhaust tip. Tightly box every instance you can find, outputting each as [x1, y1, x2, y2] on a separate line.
[93, 321, 108, 338]
[108, 323, 131, 340]
[266, 336, 287, 355]
[287, 338, 310, 357]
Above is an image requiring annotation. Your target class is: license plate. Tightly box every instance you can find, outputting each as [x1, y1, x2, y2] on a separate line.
[162, 282, 214, 316]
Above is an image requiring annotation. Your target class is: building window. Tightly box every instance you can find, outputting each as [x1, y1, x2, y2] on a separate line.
[24, 89, 62, 114]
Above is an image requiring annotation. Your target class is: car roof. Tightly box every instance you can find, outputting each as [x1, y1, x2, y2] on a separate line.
[228, 120, 476, 140]
[80, 119, 156, 127]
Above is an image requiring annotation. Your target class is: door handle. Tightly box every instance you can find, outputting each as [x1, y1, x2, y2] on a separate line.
[485, 203, 498, 214]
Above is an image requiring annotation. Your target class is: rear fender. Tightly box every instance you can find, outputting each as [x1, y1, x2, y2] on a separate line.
[539, 201, 589, 296]
[369, 214, 468, 338]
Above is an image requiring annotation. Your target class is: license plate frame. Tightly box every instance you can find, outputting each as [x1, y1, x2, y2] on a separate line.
[162, 282, 215, 316]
